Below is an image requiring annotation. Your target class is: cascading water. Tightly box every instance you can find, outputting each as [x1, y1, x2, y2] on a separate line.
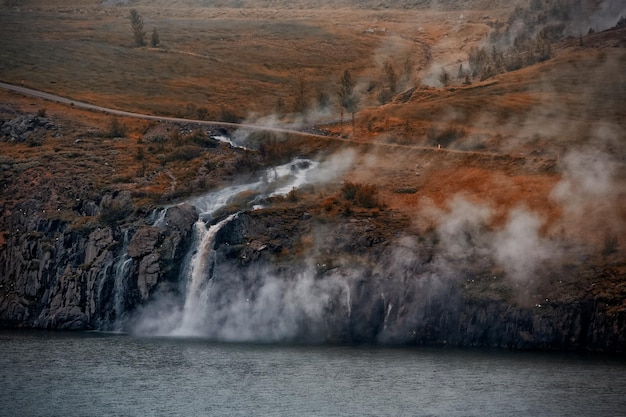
[164, 158, 320, 336]
[269, 159, 316, 197]
[111, 230, 132, 329]
[150, 207, 168, 227]
[133, 156, 351, 340]
[170, 213, 239, 336]
[97, 230, 132, 331]
[212, 135, 249, 150]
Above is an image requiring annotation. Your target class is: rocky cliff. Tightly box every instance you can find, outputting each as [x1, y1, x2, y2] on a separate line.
[0, 195, 196, 330]
[204, 209, 626, 352]
[1, 196, 625, 352]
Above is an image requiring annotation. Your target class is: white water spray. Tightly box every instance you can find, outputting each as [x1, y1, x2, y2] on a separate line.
[171, 213, 239, 336]
[212, 135, 249, 150]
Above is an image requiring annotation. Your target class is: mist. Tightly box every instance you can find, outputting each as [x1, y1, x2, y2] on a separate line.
[132, 263, 351, 342]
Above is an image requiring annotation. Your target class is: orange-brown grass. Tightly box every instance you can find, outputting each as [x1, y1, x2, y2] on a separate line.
[349, 38, 626, 158]
[396, 166, 561, 227]
[0, 89, 251, 216]
[2, 1, 623, 256]
[0, 0, 436, 118]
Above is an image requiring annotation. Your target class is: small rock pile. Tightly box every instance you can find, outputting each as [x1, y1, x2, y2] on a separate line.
[1, 114, 56, 142]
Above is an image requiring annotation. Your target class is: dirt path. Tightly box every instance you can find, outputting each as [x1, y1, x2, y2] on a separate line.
[0, 81, 506, 158]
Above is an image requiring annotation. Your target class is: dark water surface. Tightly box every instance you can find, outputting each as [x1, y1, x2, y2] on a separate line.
[1, 331, 625, 417]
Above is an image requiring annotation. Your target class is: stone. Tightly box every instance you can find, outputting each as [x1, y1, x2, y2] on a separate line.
[137, 253, 160, 300]
[128, 227, 160, 258]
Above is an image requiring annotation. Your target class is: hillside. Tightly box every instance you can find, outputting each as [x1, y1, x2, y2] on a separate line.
[0, 0, 625, 350]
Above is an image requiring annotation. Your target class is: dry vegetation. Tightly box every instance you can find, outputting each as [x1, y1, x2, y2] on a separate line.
[1, 0, 625, 265]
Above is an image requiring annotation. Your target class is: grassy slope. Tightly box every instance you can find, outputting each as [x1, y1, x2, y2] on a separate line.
[0, 0, 624, 310]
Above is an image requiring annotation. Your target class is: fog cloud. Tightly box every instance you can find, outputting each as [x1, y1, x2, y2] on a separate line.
[492, 208, 559, 284]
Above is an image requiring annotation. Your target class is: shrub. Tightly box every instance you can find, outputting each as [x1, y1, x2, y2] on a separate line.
[341, 181, 359, 200]
[167, 145, 203, 162]
[135, 147, 145, 161]
[321, 196, 337, 212]
[256, 133, 298, 164]
[233, 152, 260, 173]
[341, 181, 380, 209]
[98, 202, 133, 227]
[355, 184, 379, 208]
[187, 128, 217, 148]
[105, 117, 127, 138]
[287, 187, 299, 202]
[219, 105, 242, 123]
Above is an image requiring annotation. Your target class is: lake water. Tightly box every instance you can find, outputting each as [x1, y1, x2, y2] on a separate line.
[1, 331, 625, 417]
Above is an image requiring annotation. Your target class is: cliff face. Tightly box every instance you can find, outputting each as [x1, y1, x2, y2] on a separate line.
[206, 211, 626, 352]
[0, 198, 196, 330]
[1, 195, 625, 352]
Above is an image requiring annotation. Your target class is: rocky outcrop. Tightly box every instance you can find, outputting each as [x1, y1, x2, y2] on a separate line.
[1, 114, 56, 142]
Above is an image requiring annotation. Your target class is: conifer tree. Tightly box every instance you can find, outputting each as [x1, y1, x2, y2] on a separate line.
[130, 9, 146, 47]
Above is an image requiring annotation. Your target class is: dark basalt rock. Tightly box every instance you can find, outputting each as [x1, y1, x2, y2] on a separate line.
[1, 200, 625, 353]
[0, 201, 197, 330]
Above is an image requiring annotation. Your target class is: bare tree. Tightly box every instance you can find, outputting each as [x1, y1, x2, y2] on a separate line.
[129, 9, 146, 47]
[338, 69, 359, 135]
[383, 61, 398, 95]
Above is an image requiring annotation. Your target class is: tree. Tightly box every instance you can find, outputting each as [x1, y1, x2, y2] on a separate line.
[151, 27, 160, 48]
[129, 9, 146, 47]
[274, 96, 285, 116]
[338, 69, 359, 135]
[402, 54, 414, 83]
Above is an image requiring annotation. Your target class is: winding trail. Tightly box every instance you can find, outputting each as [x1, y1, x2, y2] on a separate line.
[0, 81, 506, 158]
[0, 81, 313, 136]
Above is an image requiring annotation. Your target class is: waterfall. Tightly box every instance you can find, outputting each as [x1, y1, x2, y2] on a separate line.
[95, 230, 132, 331]
[111, 230, 132, 330]
[150, 207, 168, 227]
[170, 213, 239, 336]
[134, 157, 327, 338]
[95, 258, 114, 326]
[269, 159, 318, 197]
